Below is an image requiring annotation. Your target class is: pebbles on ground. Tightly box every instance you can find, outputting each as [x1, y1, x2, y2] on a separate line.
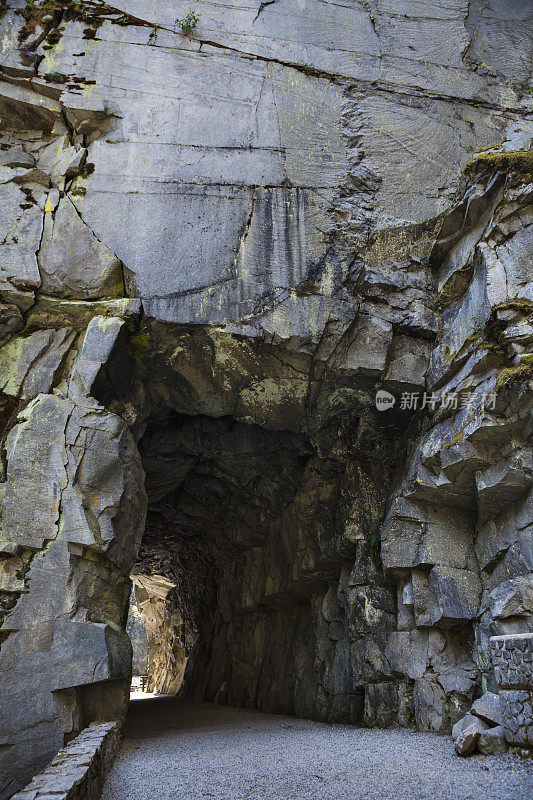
[101, 696, 533, 800]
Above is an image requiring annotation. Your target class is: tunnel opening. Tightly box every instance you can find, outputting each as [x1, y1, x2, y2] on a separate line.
[88, 320, 416, 727]
[127, 407, 397, 723]
[126, 591, 149, 694]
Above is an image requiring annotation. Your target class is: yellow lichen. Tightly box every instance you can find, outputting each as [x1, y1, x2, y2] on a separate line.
[495, 363, 533, 390]
[442, 429, 465, 450]
[464, 150, 533, 185]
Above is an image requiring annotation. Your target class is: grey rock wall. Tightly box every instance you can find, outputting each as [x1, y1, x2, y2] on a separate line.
[0, 321, 146, 797]
[0, 0, 531, 796]
[491, 633, 533, 755]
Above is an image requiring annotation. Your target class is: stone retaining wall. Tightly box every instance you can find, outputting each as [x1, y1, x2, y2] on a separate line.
[10, 722, 121, 800]
[490, 633, 533, 758]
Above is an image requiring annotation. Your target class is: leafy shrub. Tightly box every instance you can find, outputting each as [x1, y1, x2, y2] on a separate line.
[175, 10, 201, 34]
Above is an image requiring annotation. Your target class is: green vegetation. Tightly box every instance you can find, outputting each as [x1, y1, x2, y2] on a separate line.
[469, 335, 503, 354]
[401, 684, 416, 727]
[464, 150, 533, 186]
[366, 528, 380, 549]
[495, 363, 533, 390]
[20, 0, 102, 43]
[301, 62, 316, 74]
[19, 1, 144, 45]
[130, 330, 151, 357]
[175, 10, 201, 34]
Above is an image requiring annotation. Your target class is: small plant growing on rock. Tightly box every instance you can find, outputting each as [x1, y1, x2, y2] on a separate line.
[175, 10, 201, 34]
[301, 62, 317, 76]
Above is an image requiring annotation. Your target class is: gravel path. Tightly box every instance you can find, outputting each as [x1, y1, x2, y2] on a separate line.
[101, 696, 532, 800]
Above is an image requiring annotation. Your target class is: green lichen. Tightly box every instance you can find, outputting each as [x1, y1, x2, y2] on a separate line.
[438, 264, 474, 308]
[442, 428, 465, 450]
[441, 344, 459, 364]
[493, 299, 533, 315]
[25, 297, 137, 332]
[130, 330, 151, 357]
[495, 363, 533, 390]
[469, 334, 504, 354]
[475, 142, 501, 154]
[518, 353, 533, 365]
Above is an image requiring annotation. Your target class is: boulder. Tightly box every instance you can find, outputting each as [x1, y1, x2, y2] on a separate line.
[454, 719, 489, 756]
[471, 691, 502, 727]
[452, 712, 480, 742]
[478, 726, 508, 756]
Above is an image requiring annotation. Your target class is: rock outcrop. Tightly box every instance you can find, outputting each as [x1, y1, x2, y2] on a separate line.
[0, 0, 531, 796]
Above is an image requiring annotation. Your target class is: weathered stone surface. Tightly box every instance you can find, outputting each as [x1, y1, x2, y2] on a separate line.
[490, 634, 533, 753]
[452, 713, 481, 742]
[454, 719, 489, 756]
[0, 329, 74, 398]
[0, 392, 146, 795]
[1, 395, 72, 552]
[0, 0, 531, 795]
[498, 690, 533, 746]
[67, 315, 133, 404]
[363, 682, 398, 729]
[428, 566, 482, 626]
[491, 633, 533, 690]
[0, 0, 517, 334]
[0, 302, 23, 341]
[478, 725, 508, 756]
[0, 181, 43, 311]
[471, 692, 502, 727]
[10, 721, 121, 800]
[38, 197, 124, 300]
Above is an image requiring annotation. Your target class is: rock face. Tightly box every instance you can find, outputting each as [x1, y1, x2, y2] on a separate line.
[126, 594, 149, 677]
[0, 0, 532, 795]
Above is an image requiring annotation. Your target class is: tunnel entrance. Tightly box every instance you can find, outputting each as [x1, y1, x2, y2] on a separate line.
[126, 408, 392, 722]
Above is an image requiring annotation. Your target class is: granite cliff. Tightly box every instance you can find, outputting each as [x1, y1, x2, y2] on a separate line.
[0, 0, 532, 796]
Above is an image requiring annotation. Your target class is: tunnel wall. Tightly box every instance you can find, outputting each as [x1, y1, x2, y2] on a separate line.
[132, 410, 400, 723]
